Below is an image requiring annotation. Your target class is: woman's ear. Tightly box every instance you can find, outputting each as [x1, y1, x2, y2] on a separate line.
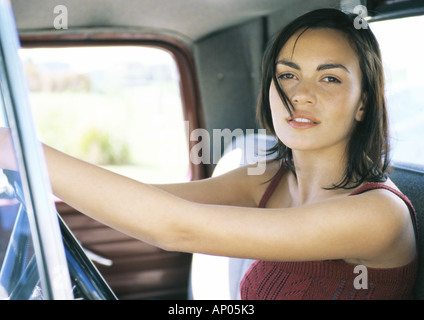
[355, 95, 366, 122]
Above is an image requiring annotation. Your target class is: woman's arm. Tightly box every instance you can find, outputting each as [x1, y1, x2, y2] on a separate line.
[43, 144, 261, 248]
[43, 145, 414, 266]
[176, 191, 413, 265]
[152, 173, 260, 207]
[3, 132, 413, 265]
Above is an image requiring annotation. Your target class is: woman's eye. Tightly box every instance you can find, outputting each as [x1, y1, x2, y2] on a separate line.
[278, 73, 296, 80]
[323, 76, 341, 84]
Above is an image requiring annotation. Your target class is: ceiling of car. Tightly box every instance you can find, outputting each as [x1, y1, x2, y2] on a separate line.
[11, 0, 342, 41]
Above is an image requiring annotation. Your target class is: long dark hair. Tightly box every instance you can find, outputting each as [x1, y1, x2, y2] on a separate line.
[257, 8, 390, 189]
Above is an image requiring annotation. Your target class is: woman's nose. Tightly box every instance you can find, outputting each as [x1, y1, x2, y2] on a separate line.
[291, 82, 316, 106]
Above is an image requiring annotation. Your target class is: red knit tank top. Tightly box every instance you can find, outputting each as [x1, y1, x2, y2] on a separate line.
[240, 166, 418, 300]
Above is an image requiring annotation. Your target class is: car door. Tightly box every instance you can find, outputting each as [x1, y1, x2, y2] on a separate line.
[18, 36, 198, 301]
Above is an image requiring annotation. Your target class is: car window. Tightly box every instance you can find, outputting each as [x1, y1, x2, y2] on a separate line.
[19, 46, 190, 184]
[370, 15, 424, 166]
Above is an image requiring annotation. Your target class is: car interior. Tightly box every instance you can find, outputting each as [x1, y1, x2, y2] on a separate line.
[4, 0, 424, 299]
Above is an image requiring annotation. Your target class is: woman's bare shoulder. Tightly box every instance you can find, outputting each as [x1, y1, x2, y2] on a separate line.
[241, 160, 285, 206]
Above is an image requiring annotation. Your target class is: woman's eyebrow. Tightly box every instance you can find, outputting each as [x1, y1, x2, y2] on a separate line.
[317, 63, 351, 73]
[276, 60, 350, 73]
[276, 60, 300, 70]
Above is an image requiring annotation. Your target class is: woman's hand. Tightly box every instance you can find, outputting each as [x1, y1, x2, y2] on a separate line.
[0, 127, 17, 170]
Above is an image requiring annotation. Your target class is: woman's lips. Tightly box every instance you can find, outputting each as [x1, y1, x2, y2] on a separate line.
[287, 112, 320, 129]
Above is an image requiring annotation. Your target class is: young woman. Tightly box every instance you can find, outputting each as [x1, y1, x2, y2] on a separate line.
[0, 8, 418, 299]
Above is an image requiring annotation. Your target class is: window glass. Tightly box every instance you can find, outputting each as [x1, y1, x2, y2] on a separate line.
[370, 15, 424, 166]
[19, 46, 190, 183]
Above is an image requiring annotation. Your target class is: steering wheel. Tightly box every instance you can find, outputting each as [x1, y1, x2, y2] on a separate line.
[0, 168, 118, 300]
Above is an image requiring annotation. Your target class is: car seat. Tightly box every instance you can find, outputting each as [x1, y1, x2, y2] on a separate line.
[188, 133, 277, 299]
[389, 162, 424, 299]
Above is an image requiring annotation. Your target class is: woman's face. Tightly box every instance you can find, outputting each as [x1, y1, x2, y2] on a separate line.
[270, 28, 364, 154]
